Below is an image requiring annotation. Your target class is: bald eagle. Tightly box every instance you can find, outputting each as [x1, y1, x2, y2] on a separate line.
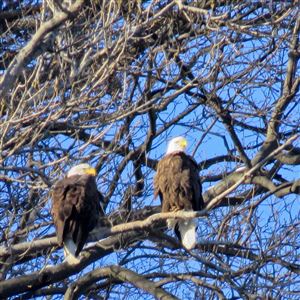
[154, 137, 204, 249]
[51, 164, 104, 263]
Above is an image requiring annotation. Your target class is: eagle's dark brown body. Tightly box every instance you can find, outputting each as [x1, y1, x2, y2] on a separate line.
[154, 152, 204, 248]
[154, 152, 204, 213]
[51, 174, 103, 256]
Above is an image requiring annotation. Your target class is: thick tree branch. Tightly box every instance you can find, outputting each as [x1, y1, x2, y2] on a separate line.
[252, 18, 300, 166]
[0, 231, 146, 298]
[206, 134, 299, 209]
[65, 265, 179, 300]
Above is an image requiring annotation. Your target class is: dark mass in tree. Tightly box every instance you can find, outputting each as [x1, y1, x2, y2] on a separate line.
[51, 164, 103, 263]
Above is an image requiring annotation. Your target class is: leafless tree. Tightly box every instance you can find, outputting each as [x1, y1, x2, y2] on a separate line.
[0, 1, 299, 299]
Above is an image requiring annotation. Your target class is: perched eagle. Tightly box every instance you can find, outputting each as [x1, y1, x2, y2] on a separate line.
[154, 137, 204, 249]
[51, 164, 104, 263]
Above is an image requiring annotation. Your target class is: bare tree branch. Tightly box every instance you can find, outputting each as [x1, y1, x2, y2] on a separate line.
[65, 265, 179, 300]
[0, 0, 85, 104]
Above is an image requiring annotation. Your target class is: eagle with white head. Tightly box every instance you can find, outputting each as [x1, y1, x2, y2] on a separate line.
[51, 163, 104, 263]
[154, 137, 204, 249]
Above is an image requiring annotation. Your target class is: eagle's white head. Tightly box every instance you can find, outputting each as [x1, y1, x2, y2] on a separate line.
[67, 163, 97, 177]
[166, 136, 188, 155]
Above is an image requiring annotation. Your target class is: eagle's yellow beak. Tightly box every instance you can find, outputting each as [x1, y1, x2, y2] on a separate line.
[85, 167, 97, 176]
[180, 138, 188, 148]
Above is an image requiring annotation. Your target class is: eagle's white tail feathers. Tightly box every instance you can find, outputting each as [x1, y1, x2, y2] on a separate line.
[64, 238, 81, 264]
[178, 219, 197, 250]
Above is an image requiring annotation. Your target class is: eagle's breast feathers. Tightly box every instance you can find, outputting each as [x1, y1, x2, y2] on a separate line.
[154, 152, 203, 213]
